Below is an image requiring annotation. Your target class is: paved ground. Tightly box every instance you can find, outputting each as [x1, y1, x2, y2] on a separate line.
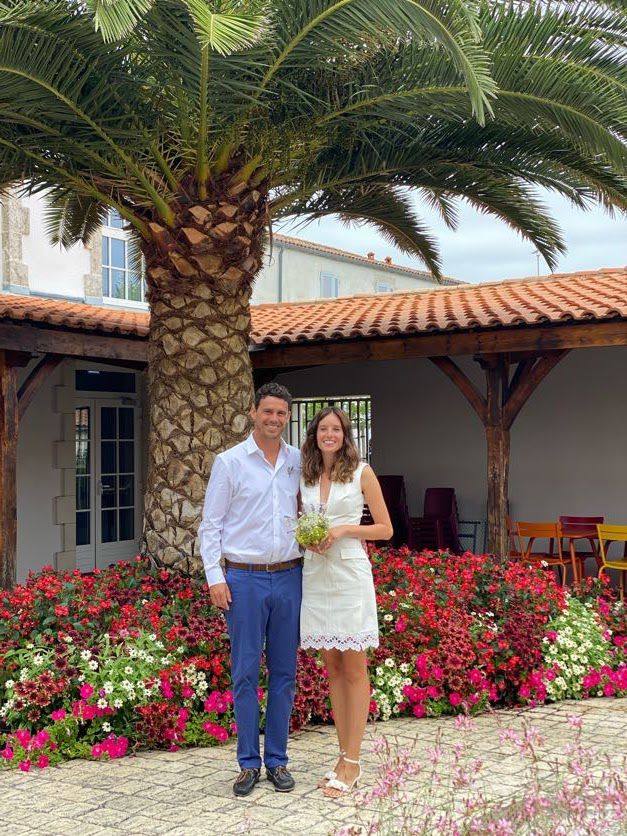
[0, 698, 625, 835]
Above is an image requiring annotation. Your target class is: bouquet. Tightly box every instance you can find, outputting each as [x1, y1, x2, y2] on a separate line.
[291, 505, 330, 549]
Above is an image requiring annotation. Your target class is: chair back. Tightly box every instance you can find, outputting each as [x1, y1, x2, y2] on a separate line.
[378, 475, 411, 547]
[597, 524, 627, 566]
[421, 488, 461, 553]
[559, 515, 604, 533]
[424, 488, 455, 518]
[516, 522, 563, 558]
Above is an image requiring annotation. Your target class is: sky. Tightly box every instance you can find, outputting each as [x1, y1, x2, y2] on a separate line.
[277, 190, 626, 285]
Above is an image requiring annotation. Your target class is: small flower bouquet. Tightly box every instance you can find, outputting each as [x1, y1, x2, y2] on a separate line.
[290, 505, 330, 549]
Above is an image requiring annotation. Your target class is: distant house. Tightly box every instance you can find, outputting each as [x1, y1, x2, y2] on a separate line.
[0, 192, 449, 308]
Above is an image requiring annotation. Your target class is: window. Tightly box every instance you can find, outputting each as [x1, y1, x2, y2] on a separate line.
[375, 282, 393, 293]
[287, 396, 372, 462]
[102, 209, 145, 302]
[76, 370, 136, 393]
[320, 271, 339, 298]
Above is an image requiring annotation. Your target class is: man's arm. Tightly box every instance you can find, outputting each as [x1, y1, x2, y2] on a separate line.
[198, 457, 232, 605]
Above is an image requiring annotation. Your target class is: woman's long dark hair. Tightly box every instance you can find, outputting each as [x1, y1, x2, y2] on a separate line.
[301, 407, 360, 486]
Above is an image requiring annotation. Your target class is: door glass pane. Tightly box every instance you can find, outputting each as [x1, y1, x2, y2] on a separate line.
[76, 476, 90, 511]
[101, 509, 117, 543]
[77, 512, 90, 547]
[101, 407, 117, 439]
[119, 508, 134, 541]
[119, 441, 134, 473]
[111, 269, 125, 298]
[119, 408, 134, 439]
[101, 441, 116, 474]
[118, 474, 134, 507]
[101, 475, 117, 509]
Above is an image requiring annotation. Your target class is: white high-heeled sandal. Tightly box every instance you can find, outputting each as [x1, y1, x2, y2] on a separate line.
[318, 750, 346, 788]
[323, 756, 361, 796]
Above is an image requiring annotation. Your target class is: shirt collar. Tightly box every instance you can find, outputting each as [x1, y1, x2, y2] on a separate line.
[245, 432, 288, 460]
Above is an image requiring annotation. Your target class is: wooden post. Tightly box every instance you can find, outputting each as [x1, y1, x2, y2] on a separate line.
[0, 351, 20, 589]
[484, 360, 510, 557]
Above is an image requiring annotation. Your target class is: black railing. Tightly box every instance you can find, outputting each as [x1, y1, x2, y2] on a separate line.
[287, 396, 372, 462]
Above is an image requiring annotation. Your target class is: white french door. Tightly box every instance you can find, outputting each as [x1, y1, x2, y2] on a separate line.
[75, 398, 141, 572]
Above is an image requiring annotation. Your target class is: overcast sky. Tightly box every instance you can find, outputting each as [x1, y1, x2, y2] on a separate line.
[277, 190, 626, 284]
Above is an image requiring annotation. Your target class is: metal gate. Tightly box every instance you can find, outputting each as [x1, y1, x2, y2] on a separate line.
[287, 396, 372, 461]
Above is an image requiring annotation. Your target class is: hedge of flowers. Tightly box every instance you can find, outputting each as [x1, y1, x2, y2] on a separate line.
[0, 548, 624, 771]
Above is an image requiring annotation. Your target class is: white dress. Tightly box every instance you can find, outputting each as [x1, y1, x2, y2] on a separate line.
[300, 461, 379, 652]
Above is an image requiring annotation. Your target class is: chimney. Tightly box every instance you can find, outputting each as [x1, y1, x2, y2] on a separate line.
[384, 256, 392, 265]
[367, 251, 375, 260]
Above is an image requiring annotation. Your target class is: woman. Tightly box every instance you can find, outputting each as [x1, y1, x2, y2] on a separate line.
[300, 407, 393, 797]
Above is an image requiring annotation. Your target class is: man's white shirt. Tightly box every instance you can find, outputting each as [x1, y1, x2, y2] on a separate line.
[199, 433, 301, 587]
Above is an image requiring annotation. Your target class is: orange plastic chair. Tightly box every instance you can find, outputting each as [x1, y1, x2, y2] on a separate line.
[507, 516, 523, 559]
[596, 524, 627, 601]
[516, 522, 575, 587]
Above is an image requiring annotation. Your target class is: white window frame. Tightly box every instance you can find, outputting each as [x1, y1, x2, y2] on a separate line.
[320, 271, 340, 298]
[102, 210, 146, 306]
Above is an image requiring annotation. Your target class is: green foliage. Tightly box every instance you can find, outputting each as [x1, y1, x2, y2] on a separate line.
[0, 0, 625, 276]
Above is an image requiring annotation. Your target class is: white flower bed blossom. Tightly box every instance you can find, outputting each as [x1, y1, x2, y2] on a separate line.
[372, 658, 412, 722]
[542, 596, 613, 701]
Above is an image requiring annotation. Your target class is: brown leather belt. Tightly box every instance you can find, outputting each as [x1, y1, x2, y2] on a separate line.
[224, 557, 303, 573]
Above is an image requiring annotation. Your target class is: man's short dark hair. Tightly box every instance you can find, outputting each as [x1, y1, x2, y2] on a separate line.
[255, 382, 292, 410]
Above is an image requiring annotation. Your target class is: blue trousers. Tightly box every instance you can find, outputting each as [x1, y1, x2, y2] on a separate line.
[224, 565, 302, 769]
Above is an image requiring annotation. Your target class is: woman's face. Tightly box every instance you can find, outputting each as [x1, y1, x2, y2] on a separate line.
[316, 412, 344, 455]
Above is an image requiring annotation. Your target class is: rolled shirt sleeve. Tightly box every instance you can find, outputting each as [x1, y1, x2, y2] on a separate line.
[198, 456, 232, 587]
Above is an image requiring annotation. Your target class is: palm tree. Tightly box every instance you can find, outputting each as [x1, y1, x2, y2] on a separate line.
[0, 1, 625, 572]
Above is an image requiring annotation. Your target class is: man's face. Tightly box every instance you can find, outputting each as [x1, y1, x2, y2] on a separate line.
[251, 396, 290, 441]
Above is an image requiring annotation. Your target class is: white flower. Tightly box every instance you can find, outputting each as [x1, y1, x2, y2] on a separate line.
[102, 722, 112, 733]
[388, 591, 396, 597]
[78, 674, 85, 682]
[384, 658, 395, 668]
[375, 667, 383, 677]
[399, 663, 410, 674]
[26, 643, 34, 650]
[88, 660, 99, 670]
[121, 680, 132, 690]
[103, 683, 114, 695]
[5, 680, 14, 689]
[80, 650, 92, 661]
[124, 666, 133, 676]
[113, 698, 123, 708]
[128, 648, 138, 659]
[149, 634, 157, 642]
[145, 655, 155, 664]
[97, 698, 107, 709]
[383, 614, 393, 622]
[63, 635, 73, 643]
[33, 655, 45, 666]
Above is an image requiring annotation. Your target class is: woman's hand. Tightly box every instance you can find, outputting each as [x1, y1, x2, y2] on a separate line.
[317, 525, 347, 553]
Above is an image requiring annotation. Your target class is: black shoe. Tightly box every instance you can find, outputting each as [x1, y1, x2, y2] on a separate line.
[266, 765, 295, 792]
[233, 767, 260, 797]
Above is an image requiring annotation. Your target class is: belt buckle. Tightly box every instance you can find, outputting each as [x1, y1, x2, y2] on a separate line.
[265, 563, 272, 572]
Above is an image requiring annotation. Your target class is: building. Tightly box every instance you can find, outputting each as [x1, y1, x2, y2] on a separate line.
[1, 268, 625, 586]
[0, 192, 446, 309]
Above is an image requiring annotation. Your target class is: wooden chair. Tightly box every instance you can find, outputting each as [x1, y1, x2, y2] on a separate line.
[516, 522, 575, 587]
[596, 524, 627, 601]
[360, 474, 411, 548]
[559, 515, 604, 580]
[410, 488, 463, 554]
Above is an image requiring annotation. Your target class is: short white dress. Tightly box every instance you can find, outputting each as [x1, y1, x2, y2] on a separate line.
[300, 461, 379, 652]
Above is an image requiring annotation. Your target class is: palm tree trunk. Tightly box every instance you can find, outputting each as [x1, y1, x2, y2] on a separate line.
[139, 174, 268, 572]
[142, 276, 254, 573]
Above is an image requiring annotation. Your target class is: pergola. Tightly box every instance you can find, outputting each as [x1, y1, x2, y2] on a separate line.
[1, 267, 625, 587]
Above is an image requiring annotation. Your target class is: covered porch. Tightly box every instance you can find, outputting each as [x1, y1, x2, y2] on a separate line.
[0, 267, 625, 587]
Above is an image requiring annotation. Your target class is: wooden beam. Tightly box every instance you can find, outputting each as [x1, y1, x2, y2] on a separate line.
[506, 358, 535, 402]
[18, 354, 64, 420]
[0, 352, 20, 589]
[252, 319, 627, 370]
[0, 322, 148, 363]
[428, 356, 487, 423]
[503, 350, 569, 430]
[484, 359, 510, 558]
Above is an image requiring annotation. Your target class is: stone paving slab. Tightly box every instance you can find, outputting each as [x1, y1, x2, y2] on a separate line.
[0, 698, 625, 835]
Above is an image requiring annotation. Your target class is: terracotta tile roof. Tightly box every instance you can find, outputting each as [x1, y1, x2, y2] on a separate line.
[0, 267, 625, 347]
[273, 233, 460, 284]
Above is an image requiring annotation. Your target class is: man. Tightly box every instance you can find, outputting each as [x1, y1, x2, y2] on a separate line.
[199, 382, 302, 797]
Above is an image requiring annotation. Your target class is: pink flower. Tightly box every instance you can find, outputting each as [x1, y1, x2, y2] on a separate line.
[181, 685, 194, 699]
[394, 615, 408, 633]
[15, 729, 31, 748]
[412, 704, 426, 718]
[51, 709, 67, 722]
[1, 746, 14, 761]
[160, 679, 174, 699]
[546, 630, 558, 642]
[18, 760, 31, 772]
[431, 666, 444, 681]
[603, 682, 615, 697]
[91, 744, 103, 758]
[426, 685, 440, 699]
[36, 755, 50, 769]
[449, 692, 463, 707]
[79, 683, 94, 700]
[257, 687, 265, 701]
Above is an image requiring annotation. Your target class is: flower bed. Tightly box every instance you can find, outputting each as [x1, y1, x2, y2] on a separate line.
[0, 549, 624, 771]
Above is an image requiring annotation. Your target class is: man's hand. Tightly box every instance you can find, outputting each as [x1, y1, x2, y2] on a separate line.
[210, 582, 232, 611]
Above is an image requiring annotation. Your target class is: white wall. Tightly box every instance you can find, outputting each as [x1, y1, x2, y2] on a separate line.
[251, 244, 436, 304]
[16, 360, 64, 582]
[21, 193, 91, 298]
[275, 346, 627, 526]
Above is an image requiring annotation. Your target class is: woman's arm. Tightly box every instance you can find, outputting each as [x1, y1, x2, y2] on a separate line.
[320, 466, 393, 550]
